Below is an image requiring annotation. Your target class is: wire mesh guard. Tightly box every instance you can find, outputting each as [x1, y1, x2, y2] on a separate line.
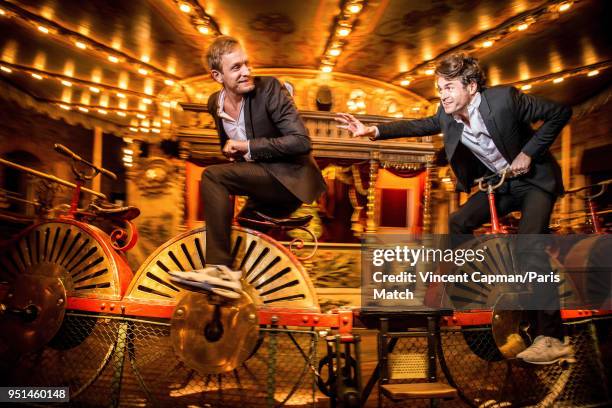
[0, 312, 319, 407]
[381, 318, 611, 407]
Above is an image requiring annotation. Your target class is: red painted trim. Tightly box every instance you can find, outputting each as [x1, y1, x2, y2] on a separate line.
[66, 297, 176, 318]
[65, 298, 354, 331]
[440, 311, 493, 326]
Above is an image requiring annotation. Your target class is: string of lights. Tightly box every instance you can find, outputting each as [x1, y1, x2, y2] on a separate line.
[319, 1, 366, 73]
[0, 60, 159, 99]
[0, 1, 179, 83]
[174, 0, 222, 37]
[394, 0, 578, 86]
[508, 60, 609, 91]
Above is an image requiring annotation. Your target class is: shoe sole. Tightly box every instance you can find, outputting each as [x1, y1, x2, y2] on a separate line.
[520, 356, 576, 365]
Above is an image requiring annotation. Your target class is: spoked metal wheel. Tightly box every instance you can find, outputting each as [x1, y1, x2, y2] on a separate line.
[0, 221, 126, 354]
[125, 226, 319, 310]
[124, 225, 318, 372]
[121, 226, 319, 405]
[0, 220, 129, 401]
[439, 236, 581, 361]
[0, 220, 126, 299]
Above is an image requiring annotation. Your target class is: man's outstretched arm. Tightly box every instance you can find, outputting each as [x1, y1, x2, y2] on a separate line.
[336, 107, 442, 140]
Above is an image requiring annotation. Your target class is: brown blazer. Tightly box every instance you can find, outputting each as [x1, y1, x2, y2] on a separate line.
[375, 86, 571, 194]
[207, 76, 326, 203]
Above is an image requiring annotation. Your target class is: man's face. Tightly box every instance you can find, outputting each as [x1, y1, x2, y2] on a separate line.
[437, 77, 476, 115]
[212, 46, 254, 95]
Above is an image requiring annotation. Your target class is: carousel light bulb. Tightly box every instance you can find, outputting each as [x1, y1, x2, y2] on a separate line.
[162, 119, 171, 124]
[424, 68, 435, 75]
[348, 3, 363, 14]
[142, 98, 152, 104]
[78, 107, 89, 112]
[59, 104, 70, 110]
[553, 77, 564, 83]
[0, 9, 6, 16]
[89, 86, 100, 93]
[61, 80, 72, 87]
[337, 27, 351, 37]
[161, 101, 172, 107]
[75, 41, 87, 49]
[117, 92, 126, 98]
[164, 79, 175, 86]
[587, 70, 599, 77]
[559, 2, 572, 12]
[400, 79, 411, 86]
[138, 68, 148, 75]
[141, 55, 150, 63]
[0, 66, 12, 73]
[517, 23, 529, 31]
[328, 48, 341, 57]
[117, 111, 127, 117]
[31, 73, 43, 80]
[197, 25, 209, 35]
[482, 40, 494, 48]
[37, 26, 49, 34]
[151, 128, 161, 133]
[521, 84, 532, 90]
[179, 3, 191, 13]
[140, 127, 150, 133]
[98, 109, 108, 115]
[321, 65, 333, 73]
[108, 55, 119, 63]
[136, 113, 146, 119]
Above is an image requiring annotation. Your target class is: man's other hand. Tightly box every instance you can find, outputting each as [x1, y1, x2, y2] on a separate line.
[222, 140, 248, 160]
[335, 113, 377, 139]
[510, 151, 532, 176]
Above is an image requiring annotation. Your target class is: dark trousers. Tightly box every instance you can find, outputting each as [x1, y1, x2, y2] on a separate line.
[201, 162, 302, 266]
[449, 179, 563, 340]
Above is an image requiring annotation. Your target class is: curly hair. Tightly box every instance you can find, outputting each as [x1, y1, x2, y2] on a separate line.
[206, 36, 241, 72]
[435, 53, 487, 91]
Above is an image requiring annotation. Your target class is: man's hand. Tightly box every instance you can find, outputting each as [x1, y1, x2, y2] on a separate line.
[335, 113, 377, 139]
[222, 140, 248, 160]
[510, 152, 532, 176]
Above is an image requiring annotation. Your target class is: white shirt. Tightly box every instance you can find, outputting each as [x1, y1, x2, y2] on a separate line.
[455, 92, 508, 173]
[217, 89, 252, 161]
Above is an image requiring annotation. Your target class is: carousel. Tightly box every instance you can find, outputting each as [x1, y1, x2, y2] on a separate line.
[0, 1, 611, 407]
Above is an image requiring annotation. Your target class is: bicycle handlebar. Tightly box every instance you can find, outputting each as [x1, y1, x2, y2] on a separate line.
[477, 168, 509, 192]
[565, 179, 611, 195]
[54, 144, 117, 180]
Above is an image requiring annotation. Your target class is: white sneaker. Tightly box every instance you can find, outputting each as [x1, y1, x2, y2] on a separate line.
[516, 336, 575, 365]
[168, 265, 243, 299]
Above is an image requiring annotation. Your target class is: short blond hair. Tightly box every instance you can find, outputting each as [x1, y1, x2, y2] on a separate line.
[206, 36, 241, 71]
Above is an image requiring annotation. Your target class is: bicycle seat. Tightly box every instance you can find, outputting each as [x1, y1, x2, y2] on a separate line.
[236, 211, 312, 230]
[89, 203, 140, 221]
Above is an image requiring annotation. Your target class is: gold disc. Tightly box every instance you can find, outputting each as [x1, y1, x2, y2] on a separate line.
[0, 274, 66, 353]
[170, 286, 260, 374]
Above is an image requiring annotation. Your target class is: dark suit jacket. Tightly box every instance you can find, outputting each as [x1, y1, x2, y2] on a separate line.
[208, 76, 326, 203]
[376, 86, 572, 194]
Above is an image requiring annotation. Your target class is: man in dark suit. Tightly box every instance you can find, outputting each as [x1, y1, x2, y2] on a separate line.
[336, 53, 573, 364]
[169, 36, 326, 299]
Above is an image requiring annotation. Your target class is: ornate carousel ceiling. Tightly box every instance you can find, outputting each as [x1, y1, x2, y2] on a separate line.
[0, 0, 610, 136]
